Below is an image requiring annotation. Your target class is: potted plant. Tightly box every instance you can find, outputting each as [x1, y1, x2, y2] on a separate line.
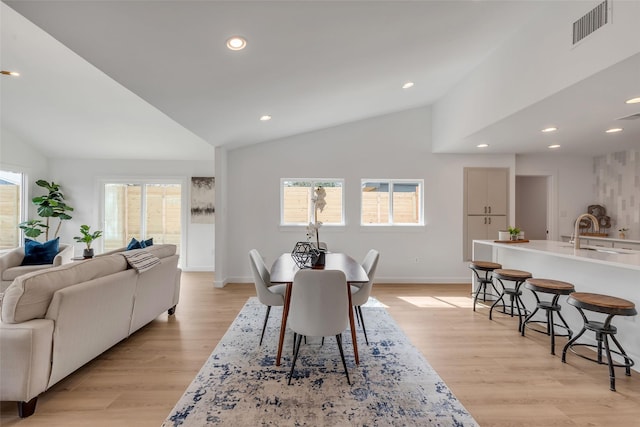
[508, 226, 521, 241]
[18, 180, 74, 241]
[74, 224, 103, 258]
[618, 228, 629, 239]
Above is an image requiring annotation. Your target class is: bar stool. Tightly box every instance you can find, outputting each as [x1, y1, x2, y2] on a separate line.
[469, 261, 502, 312]
[489, 269, 532, 331]
[562, 292, 636, 391]
[521, 278, 574, 355]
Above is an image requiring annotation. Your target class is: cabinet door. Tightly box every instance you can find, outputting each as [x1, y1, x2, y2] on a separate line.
[466, 216, 490, 260]
[486, 169, 508, 215]
[466, 169, 488, 215]
[487, 215, 507, 240]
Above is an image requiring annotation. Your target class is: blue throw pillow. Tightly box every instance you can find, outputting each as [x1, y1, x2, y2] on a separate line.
[126, 237, 154, 250]
[21, 237, 60, 266]
[127, 238, 143, 250]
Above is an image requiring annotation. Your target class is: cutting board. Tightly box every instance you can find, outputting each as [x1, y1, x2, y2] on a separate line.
[494, 239, 530, 244]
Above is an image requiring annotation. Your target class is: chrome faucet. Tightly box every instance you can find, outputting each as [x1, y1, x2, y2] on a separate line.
[574, 213, 600, 249]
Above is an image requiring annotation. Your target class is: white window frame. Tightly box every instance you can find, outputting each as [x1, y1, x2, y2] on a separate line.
[98, 176, 188, 262]
[280, 178, 345, 226]
[360, 179, 424, 226]
[0, 169, 27, 248]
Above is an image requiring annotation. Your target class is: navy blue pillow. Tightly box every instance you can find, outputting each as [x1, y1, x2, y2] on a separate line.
[126, 237, 154, 250]
[127, 238, 143, 250]
[21, 237, 60, 266]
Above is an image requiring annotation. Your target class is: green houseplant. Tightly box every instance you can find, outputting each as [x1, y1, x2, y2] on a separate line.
[73, 224, 102, 258]
[508, 226, 521, 241]
[18, 180, 74, 241]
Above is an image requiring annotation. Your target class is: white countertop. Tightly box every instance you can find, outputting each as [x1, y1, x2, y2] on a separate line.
[560, 235, 640, 245]
[474, 240, 640, 271]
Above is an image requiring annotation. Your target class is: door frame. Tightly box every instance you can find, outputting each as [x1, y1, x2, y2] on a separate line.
[515, 172, 557, 241]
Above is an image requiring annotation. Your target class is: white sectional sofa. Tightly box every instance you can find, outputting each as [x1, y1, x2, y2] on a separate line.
[0, 244, 181, 417]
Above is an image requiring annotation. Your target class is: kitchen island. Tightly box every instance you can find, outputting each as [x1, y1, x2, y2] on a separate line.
[472, 239, 640, 371]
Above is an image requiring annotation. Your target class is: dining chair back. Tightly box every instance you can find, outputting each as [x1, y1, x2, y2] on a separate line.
[248, 249, 286, 345]
[288, 269, 351, 384]
[350, 249, 380, 345]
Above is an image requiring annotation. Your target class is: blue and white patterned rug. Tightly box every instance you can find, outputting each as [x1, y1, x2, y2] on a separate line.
[163, 297, 478, 426]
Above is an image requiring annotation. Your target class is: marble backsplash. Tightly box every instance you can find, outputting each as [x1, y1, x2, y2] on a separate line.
[593, 149, 640, 240]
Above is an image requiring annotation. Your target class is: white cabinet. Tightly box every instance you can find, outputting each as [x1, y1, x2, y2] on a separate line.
[466, 168, 508, 215]
[464, 168, 509, 260]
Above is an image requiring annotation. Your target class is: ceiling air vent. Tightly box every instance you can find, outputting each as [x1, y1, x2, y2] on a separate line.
[617, 112, 640, 121]
[573, 0, 609, 45]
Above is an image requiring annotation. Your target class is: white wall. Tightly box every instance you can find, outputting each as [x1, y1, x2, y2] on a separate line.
[0, 128, 49, 217]
[433, 1, 640, 150]
[516, 153, 594, 240]
[47, 158, 215, 270]
[222, 107, 515, 285]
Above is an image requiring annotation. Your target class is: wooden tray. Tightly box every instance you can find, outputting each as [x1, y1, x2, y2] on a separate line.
[494, 239, 530, 244]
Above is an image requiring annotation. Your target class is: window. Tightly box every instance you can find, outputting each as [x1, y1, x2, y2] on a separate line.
[361, 180, 423, 225]
[281, 179, 344, 225]
[102, 181, 183, 255]
[0, 170, 24, 249]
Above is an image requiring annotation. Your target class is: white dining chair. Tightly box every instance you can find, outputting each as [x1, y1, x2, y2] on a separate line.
[350, 249, 380, 345]
[248, 249, 286, 346]
[288, 269, 351, 385]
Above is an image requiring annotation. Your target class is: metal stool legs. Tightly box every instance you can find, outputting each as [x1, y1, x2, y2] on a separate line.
[489, 278, 528, 331]
[521, 292, 572, 355]
[562, 309, 635, 391]
[470, 269, 501, 312]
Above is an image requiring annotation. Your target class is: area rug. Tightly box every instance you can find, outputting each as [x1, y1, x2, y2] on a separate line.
[163, 297, 478, 426]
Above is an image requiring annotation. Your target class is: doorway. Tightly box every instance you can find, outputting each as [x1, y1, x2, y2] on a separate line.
[516, 176, 549, 240]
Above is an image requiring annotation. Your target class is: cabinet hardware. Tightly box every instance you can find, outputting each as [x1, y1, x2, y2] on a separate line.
[488, 217, 491, 224]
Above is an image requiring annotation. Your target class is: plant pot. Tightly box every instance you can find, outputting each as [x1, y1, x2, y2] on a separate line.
[313, 250, 326, 268]
[83, 248, 94, 259]
[510, 235, 518, 241]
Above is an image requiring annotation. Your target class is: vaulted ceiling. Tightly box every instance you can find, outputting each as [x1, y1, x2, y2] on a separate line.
[1, 1, 639, 160]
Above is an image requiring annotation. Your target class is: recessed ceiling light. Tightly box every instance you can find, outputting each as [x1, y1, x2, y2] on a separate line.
[548, 144, 561, 149]
[259, 115, 272, 121]
[476, 144, 489, 148]
[541, 127, 557, 133]
[402, 82, 414, 89]
[605, 128, 623, 133]
[625, 97, 640, 104]
[0, 70, 20, 76]
[226, 36, 247, 51]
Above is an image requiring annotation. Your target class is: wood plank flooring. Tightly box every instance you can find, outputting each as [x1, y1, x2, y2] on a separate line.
[1, 273, 639, 426]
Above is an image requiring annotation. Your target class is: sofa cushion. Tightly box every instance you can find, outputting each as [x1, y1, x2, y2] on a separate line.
[139, 244, 176, 259]
[2, 265, 55, 283]
[21, 238, 59, 266]
[1, 254, 128, 324]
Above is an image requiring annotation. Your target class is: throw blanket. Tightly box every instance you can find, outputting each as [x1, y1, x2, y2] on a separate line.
[122, 250, 160, 273]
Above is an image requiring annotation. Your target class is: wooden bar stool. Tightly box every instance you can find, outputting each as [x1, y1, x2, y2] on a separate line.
[489, 269, 532, 331]
[562, 292, 637, 391]
[521, 278, 575, 355]
[469, 261, 502, 312]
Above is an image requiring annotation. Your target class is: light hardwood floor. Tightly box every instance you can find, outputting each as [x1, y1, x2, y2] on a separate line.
[1, 273, 639, 426]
